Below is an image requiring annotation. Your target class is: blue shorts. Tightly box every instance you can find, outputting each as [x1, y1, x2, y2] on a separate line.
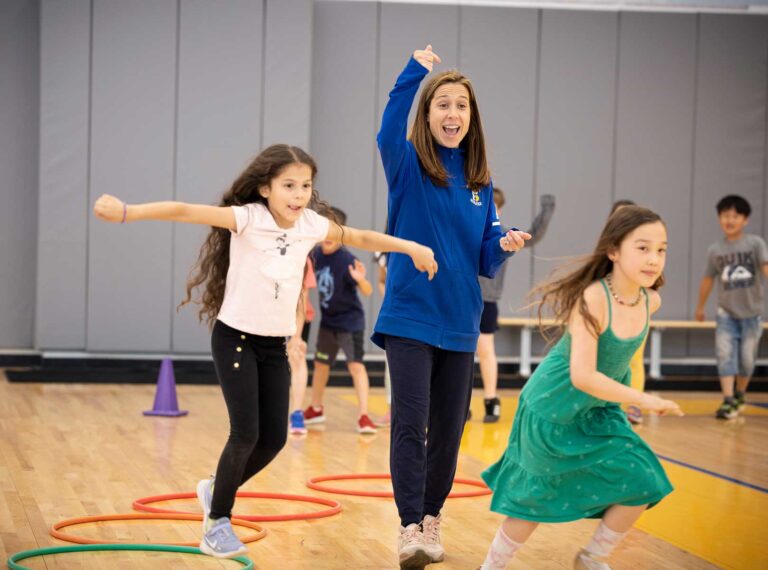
[715, 309, 763, 378]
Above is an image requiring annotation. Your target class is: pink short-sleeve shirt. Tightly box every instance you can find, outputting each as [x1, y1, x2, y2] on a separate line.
[217, 203, 329, 336]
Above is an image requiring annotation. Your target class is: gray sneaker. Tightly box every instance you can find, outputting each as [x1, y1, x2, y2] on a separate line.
[200, 517, 248, 558]
[196, 477, 214, 534]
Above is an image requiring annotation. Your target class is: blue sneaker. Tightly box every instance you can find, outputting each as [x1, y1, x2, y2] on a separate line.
[196, 477, 214, 534]
[290, 409, 307, 434]
[199, 517, 248, 558]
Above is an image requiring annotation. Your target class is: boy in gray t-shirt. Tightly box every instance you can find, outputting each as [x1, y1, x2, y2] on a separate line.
[695, 195, 768, 419]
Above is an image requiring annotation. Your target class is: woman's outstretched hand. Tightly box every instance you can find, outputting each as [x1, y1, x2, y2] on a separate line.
[413, 44, 442, 72]
[500, 229, 532, 253]
[93, 194, 126, 223]
[409, 243, 439, 280]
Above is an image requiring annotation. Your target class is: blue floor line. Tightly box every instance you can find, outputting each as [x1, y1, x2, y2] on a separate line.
[657, 454, 768, 494]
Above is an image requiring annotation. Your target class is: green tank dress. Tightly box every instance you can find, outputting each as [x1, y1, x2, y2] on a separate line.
[482, 280, 672, 522]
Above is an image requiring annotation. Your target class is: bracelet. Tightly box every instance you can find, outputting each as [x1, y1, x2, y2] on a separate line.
[121, 203, 127, 224]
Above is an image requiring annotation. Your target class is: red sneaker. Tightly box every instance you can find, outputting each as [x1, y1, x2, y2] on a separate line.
[357, 414, 377, 434]
[303, 405, 326, 424]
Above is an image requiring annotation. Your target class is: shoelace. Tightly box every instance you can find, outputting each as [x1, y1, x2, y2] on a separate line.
[422, 519, 441, 545]
[401, 526, 422, 546]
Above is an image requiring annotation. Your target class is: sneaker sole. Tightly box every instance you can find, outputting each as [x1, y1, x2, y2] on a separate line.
[290, 427, 308, 434]
[425, 547, 445, 563]
[196, 479, 211, 535]
[304, 416, 326, 425]
[482, 415, 500, 423]
[199, 539, 248, 559]
[399, 549, 431, 570]
[357, 427, 377, 434]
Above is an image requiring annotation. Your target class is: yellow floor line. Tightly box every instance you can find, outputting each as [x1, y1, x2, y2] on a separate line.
[637, 460, 767, 570]
[346, 393, 766, 569]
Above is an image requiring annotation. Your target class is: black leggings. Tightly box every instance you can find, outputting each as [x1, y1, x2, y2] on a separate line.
[209, 320, 290, 520]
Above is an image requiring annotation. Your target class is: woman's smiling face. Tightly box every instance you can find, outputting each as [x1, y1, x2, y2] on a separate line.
[428, 82, 471, 148]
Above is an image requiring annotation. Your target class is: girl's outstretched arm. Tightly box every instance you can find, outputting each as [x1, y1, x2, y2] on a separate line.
[93, 194, 236, 230]
[569, 284, 683, 416]
[325, 223, 438, 280]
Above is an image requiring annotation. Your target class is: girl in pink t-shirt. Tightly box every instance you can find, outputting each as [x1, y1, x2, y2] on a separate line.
[93, 144, 437, 559]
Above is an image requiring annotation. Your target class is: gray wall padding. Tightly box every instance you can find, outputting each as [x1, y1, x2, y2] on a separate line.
[1, 1, 764, 359]
[0, 0, 39, 348]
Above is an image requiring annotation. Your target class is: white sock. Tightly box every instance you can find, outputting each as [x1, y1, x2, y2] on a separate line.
[584, 521, 627, 559]
[480, 526, 524, 570]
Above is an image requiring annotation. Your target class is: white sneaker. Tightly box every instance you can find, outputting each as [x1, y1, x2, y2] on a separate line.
[421, 514, 445, 562]
[574, 549, 612, 570]
[398, 523, 430, 569]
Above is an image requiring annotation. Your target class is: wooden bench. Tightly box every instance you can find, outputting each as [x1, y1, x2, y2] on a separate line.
[498, 317, 768, 378]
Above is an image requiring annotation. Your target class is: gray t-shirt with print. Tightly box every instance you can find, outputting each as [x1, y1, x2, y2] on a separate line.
[705, 233, 768, 319]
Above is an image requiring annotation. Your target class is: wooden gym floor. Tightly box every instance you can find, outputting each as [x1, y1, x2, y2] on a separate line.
[0, 374, 765, 569]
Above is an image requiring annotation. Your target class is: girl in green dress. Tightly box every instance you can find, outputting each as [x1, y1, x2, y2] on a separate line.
[479, 206, 683, 570]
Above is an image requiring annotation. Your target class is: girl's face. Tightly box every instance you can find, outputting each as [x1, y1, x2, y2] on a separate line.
[428, 82, 471, 148]
[260, 162, 313, 229]
[610, 221, 667, 288]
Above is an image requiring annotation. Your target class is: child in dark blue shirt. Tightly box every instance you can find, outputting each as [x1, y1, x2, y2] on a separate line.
[304, 207, 377, 434]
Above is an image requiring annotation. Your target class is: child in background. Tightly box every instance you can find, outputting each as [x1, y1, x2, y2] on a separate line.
[479, 206, 682, 570]
[93, 144, 436, 558]
[694, 194, 767, 419]
[304, 206, 378, 434]
[287, 258, 317, 435]
[373, 249, 392, 426]
[476, 191, 555, 422]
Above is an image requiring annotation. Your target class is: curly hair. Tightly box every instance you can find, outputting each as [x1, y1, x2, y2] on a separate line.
[178, 144, 326, 327]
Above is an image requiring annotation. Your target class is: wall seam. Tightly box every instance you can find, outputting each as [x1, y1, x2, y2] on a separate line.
[686, 14, 701, 356]
[610, 11, 621, 204]
[529, 8, 542, 310]
[84, 0, 94, 350]
[259, 0, 268, 148]
[169, 0, 181, 353]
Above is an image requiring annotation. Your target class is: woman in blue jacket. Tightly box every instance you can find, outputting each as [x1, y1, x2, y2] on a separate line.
[373, 45, 530, 569]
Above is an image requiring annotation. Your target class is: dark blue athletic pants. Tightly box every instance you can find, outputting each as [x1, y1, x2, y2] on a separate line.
[384, 335, 474, 526]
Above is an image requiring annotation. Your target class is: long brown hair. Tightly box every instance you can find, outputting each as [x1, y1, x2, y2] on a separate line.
[179, 144, 322, 327]
[409, 71, 490, 192]
[533, 205, 666, 341]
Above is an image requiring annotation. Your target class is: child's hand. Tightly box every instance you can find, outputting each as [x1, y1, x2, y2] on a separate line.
[93, 194, 126, 223]
[348, 259, 367, 282]
[640, 394, 684, 416]
[500, 229, 532, 253]
[413, 44, 441, 72]
[409, 244, 438, 280]
[694, 307, 705, 321]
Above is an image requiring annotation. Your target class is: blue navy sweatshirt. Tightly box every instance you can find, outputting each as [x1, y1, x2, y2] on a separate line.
[371, 56, 514, 353]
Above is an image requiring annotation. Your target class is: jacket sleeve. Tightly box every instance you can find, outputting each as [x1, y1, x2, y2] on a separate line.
[479, 195, 515, 279]
[376, 57, 429, 190]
